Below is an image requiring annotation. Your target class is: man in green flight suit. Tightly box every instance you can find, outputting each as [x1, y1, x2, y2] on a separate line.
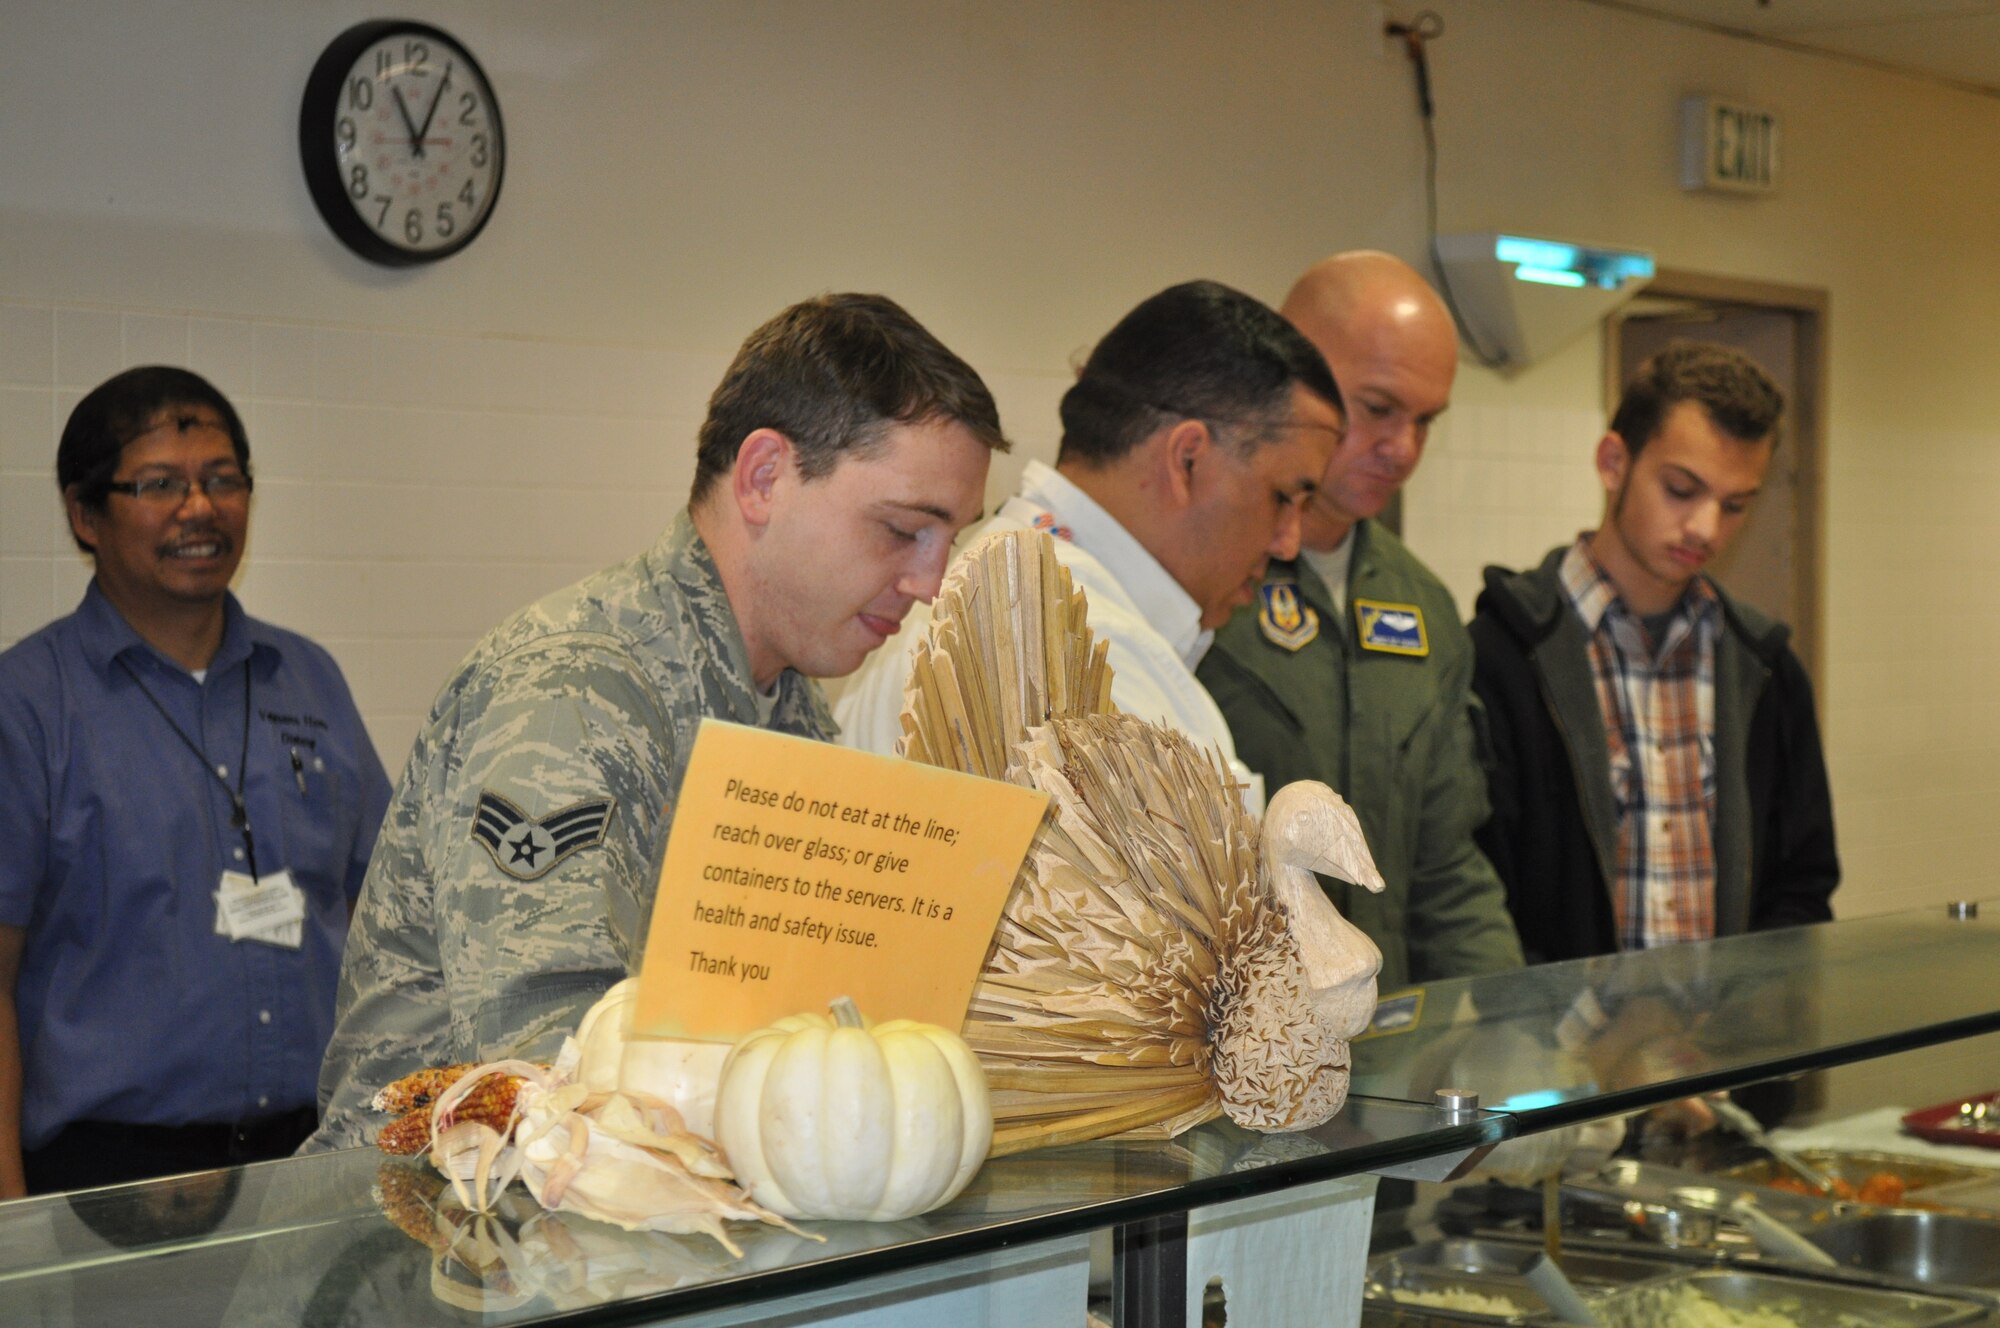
[1198, 252, 1523, 993]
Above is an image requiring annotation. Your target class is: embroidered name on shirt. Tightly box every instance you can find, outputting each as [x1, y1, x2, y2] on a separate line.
[1257, 581, 1320, 651]
[1355, 600, 1429, 657]
[472, 790, 616, 880]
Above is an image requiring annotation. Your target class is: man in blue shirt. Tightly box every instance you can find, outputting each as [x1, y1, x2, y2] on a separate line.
[0, 367, 392, 1195]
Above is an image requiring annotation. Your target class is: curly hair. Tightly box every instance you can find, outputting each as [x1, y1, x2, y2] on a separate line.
[1610, 340, 1784, 455]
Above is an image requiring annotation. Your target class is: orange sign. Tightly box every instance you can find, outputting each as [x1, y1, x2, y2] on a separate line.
[633, 721, 1047, 1040]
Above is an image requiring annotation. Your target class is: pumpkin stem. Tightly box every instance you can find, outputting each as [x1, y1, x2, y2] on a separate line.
[829, 995, 864, 1028]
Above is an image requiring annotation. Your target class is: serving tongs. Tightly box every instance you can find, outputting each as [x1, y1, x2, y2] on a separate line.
[1651, 1183, 1838, 1268]
[1707, 1093, 1841, 1197]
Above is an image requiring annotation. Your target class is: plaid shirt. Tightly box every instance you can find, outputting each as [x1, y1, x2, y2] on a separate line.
[1559, 538, 1719, 949]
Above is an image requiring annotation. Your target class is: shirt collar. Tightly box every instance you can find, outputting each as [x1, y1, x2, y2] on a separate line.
[1559, 535, 1719, 636]
[75, 580, 271, 680]
[651, 510, 831, 734]
[1009, 460, 1211, 667]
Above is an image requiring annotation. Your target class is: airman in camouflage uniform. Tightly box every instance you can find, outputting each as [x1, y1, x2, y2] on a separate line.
[309, 294, 1005, 1149]
[311, 516, 829, 1147]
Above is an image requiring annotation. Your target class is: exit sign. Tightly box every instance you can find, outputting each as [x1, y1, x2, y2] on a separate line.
[1681, 96, 1780, 194]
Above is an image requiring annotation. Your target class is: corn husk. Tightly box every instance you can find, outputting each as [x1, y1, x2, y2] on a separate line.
[423, 1042, 811, 1258]
[899, 530, 1373, 1154]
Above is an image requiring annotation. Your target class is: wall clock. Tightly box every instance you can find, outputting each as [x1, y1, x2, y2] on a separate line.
[299, 20, 505, 266]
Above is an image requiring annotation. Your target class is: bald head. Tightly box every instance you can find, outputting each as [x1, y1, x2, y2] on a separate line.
[1282, 251, 1460, 549]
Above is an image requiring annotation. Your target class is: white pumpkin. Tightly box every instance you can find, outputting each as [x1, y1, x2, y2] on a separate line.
[714, 997, 992, 1221]
[573, 978, 731, 1139]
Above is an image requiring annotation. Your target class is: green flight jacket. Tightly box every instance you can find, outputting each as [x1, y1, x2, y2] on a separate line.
[1197, 520, 1524, 993]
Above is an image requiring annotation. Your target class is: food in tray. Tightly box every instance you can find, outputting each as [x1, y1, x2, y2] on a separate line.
[1763, 1169, 1906, 1205]
[1597, 1284, 1805, 1328]
[1721, 1147, 1988, 1208]
[1385, 1285, 1526, 1315]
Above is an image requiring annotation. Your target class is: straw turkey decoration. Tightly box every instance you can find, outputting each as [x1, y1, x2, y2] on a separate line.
[897, 529, 1387, 1156]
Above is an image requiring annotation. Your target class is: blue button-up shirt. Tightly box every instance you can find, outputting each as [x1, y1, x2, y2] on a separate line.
[0, 583, 391, 1148]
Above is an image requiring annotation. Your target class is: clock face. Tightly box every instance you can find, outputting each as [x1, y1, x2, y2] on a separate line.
[300, 22, 505, 266]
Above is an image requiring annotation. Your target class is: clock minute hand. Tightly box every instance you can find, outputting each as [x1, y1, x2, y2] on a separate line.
[415, 61, 454, 149]
[390, 85, 424, 156]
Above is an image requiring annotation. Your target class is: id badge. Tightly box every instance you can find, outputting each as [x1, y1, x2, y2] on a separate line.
[214, 869, 306, 948]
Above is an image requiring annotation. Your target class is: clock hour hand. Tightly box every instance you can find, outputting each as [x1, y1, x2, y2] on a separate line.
[415, 61, 454, 149]
[391, 84, 424, 157]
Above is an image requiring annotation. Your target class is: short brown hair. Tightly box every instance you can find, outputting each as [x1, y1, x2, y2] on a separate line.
[690, 294, 1007, 502]
[1610, 340, 1783, 456]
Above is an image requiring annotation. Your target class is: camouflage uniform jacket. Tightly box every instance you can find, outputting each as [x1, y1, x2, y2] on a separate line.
[309, 512, 833, 1149]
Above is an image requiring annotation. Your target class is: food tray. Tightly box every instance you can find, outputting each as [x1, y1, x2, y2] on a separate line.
[1907, 1172, 2000, 1214]
[1363, 1265, 1545, 1323]
[1719, 1148, 1990, 1202]
[1805, 1209, 2000, 1290]
[1902, 1092, 2000, 1150]
[1590, 1267, 1987, 1328]
[1379, 1237, 1683, 1287]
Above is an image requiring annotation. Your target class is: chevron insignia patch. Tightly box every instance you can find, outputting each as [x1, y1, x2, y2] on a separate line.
[471, 790, 616, 881]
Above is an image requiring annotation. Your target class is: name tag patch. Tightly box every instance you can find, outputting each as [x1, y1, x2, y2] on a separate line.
[1257, 581, 1320, 652]
[1355, 599, 1428, 656]
[473, 790, 616, 880]
[1355, 990, 1424, 1040]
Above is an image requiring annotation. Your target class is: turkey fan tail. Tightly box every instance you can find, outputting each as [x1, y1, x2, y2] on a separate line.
[897, 529, 1114, 778]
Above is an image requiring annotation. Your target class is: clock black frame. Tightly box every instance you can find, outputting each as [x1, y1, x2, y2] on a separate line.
[298, 19, 506, 267]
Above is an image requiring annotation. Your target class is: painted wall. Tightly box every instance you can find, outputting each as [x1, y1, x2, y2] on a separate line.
[6, 0, 2000, 945]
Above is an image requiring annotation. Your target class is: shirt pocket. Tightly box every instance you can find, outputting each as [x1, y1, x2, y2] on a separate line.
[276, 751, 359, 905]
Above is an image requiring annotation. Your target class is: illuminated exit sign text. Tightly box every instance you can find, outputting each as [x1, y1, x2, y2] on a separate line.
[1680, 96, 1780, 195]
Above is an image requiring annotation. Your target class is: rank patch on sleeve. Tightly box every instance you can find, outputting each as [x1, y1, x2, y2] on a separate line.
[472, 790, 616, 881]
[1257, 581, 1320, 651]
[1354, 599, 1428, 656]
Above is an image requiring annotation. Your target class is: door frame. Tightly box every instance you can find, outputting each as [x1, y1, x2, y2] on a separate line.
[1605, 268, 1829, 684]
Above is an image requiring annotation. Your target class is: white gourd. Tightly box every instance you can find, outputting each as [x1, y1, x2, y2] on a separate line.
[713, 997, 993, 1222]
[573, 978, 731, 1138]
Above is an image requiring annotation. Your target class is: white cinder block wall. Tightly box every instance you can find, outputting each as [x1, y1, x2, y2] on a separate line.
[7, 0, 2000, 955]
[0, 302, 1063, 763]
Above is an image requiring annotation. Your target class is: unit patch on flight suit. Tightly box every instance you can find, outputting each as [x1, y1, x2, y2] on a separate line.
[1257, 580, 1320, 652]
[472, 790, 616, 880]
[1354, 599, 1428, 656]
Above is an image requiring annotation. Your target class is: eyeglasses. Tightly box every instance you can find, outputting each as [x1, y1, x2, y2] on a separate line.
[103, 473, 254, 505]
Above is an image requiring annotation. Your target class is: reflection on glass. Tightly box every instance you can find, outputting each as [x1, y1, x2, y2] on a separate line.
[0, 904, 1992, 1326]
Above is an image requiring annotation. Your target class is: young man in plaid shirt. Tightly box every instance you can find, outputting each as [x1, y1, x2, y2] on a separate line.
[1468, 342, 1838, 964]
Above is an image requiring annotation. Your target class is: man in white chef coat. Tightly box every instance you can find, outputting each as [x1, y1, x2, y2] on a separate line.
[836, 279, 1341, 803]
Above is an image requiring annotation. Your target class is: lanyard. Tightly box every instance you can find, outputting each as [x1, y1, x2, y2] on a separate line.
[117, 656, 259, 880]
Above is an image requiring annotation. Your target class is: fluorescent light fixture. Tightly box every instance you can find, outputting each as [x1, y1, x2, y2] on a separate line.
[1492, 234, 1655, 290]
[1513, 266, 1586, 288]
[1436, 231, 1657, 371]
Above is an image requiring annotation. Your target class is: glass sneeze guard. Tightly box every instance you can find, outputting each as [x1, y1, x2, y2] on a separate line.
[4, 900, 1997, 1325]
